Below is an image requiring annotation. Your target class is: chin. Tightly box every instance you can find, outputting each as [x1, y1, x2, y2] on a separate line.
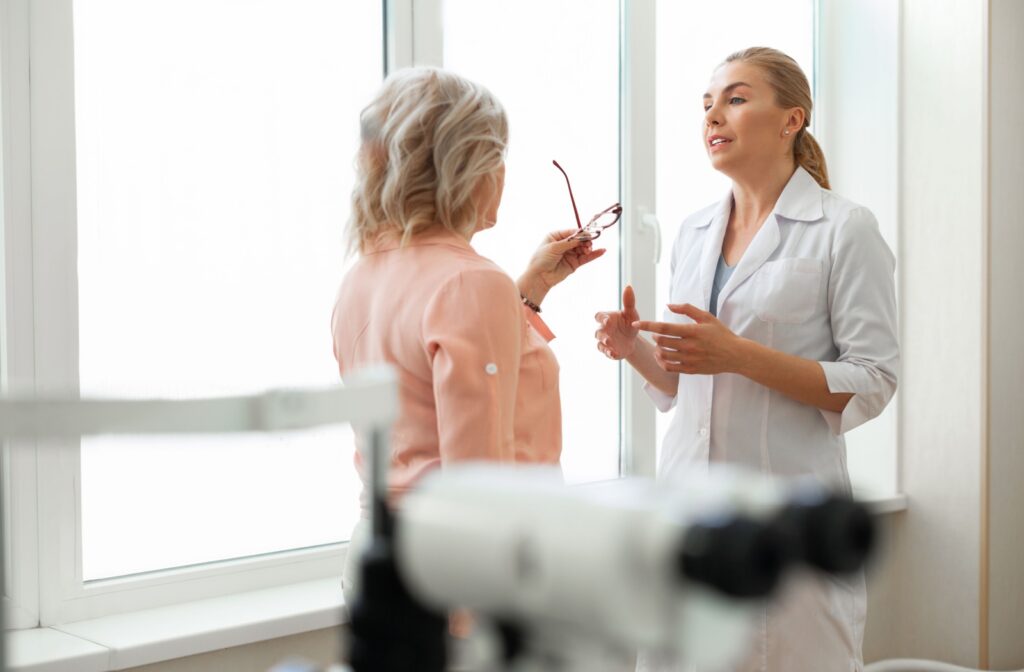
[708, 153, 737, 177]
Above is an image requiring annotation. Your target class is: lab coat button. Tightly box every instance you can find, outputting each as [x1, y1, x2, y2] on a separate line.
[699, 427, 708, 437]
[485, 363, 498, 375]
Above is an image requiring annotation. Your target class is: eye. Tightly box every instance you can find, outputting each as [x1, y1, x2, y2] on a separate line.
[729, 96, 746, 104]
[703, 104, 712, 112]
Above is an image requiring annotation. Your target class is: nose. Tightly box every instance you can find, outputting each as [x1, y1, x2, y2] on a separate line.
[704, 103, 722, 129]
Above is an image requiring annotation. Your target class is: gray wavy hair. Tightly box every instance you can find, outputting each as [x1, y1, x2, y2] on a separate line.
[346, 67, 509, 255]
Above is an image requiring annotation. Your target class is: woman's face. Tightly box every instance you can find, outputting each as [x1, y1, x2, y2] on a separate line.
[702, 61, 800, 177]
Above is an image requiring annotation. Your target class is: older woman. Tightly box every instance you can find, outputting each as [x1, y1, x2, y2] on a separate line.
[596, 47, 899, 671]
[333, 67, 604, 601]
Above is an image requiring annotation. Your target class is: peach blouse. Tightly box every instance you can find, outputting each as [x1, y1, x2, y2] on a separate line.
[331, 230, 561, 516]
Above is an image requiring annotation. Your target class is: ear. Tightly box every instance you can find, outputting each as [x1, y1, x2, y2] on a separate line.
[784, 107, 805, 135]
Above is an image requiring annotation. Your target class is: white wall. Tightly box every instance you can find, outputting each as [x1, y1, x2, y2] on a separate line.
[853, 0, 987, 664]
[987, 0, 1024, 666]
[889, 0, 986, 664]
[862, 0, 1024, 667]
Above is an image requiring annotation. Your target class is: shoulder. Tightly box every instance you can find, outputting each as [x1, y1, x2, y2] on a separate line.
[446, 250, 516, 289]
[422, 258, 522, 341]
[670, 198, 722, 255]
[817, 190, 894, 264]
[430, 253, 519, 308]
[681, 199, 723, 229]
[819, 190, 880, 235]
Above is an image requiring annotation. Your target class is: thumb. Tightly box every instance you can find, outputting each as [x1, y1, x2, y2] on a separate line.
[667, 303, 713, 323]
[622, 284, 639, 321]
[622, 284, 636, 312]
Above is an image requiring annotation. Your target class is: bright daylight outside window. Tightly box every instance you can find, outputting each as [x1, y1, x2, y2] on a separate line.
[74, 1, 382, 580]
[443, 0, 621, 484]
[654, 0, 815, 464]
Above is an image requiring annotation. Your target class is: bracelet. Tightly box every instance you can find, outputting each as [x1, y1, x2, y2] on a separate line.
[520, 294, 542, 313]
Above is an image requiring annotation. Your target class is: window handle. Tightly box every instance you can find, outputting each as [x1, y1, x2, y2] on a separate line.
[640, 212, 661, 264]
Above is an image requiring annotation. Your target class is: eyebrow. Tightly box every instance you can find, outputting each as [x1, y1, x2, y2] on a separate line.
[703, 81, 753, 99]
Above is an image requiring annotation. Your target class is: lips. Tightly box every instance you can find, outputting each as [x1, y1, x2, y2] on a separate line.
[708, 135, 732, 149]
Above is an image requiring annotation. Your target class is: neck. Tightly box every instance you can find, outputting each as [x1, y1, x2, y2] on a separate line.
[729, 160, 797, 229]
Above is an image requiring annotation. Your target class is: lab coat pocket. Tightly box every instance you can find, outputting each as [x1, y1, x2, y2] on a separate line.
[753, 258, 823, 324]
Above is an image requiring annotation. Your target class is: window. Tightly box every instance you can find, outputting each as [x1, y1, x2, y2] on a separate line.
[73, 0, 379, 582]
[815, 0, 899, 496]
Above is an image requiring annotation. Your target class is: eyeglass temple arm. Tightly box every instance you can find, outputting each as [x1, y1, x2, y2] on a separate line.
[552, 160, 583, 229]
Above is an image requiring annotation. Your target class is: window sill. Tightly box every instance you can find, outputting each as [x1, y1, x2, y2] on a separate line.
[8, 578, 346, 672]
[854, 489, 908, 515]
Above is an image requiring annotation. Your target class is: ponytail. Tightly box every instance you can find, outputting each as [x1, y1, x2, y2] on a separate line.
[794, 129, 830, 190]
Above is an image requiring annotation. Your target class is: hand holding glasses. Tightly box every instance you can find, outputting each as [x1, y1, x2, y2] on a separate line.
[552, 160, 622, 241]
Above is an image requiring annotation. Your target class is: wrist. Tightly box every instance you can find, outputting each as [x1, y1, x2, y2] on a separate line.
[622, 333, 645, 362]
[517, 275, 550, 307]
[731, 336, 761, 377]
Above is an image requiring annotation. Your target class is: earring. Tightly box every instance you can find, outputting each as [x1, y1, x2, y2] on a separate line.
[784, 130, 791, 136]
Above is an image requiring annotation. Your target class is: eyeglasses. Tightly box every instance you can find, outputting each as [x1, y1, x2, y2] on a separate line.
[552, 160, 622, 241]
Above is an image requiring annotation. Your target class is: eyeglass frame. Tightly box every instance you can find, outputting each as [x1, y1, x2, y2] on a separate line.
[552, 160, 622, 241]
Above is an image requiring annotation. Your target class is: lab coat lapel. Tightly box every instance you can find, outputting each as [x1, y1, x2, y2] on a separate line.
[715, 167, 822, 309]
[698, 198, 732, 311]
[716, 213, 781, 309]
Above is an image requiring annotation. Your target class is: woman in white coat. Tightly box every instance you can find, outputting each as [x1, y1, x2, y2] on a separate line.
[595, 47, 899, 671]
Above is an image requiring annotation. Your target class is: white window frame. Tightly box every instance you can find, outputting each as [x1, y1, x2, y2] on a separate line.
[619, 0, 658, 479]
[0, 0, 879, 633]
[1, 0, 42, 632]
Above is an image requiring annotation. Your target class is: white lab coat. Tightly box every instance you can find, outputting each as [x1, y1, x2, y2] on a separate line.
[644, 167, 899, 672]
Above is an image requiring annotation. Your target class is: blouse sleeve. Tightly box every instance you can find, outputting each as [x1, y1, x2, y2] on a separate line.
[818, 207, 900, 435]
[423, 268, 523, 463]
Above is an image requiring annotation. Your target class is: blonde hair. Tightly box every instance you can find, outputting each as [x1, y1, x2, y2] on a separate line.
[723, 47, 830, 190]
[347, 67, 509, 255]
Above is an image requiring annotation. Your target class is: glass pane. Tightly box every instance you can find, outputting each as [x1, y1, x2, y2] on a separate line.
[74, 0, 382, 579]
[654, 0, 815, 459]
[443, 0, 621, 484]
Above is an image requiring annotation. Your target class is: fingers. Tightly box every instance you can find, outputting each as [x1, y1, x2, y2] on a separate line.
[547, 228, 581, 242]
[547, 229, 586, 251]
[654, 347, 687, 363]
[596, 341, 621, 360]
[574, 248, 606, 267]
[651, 334, 686, 350]
[652, 348, 697, 374]
[550, 236, 583, 252]
[632, 320, 699, 337]
[594, 312, 611, 326]
[667, 303, 714, 323]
